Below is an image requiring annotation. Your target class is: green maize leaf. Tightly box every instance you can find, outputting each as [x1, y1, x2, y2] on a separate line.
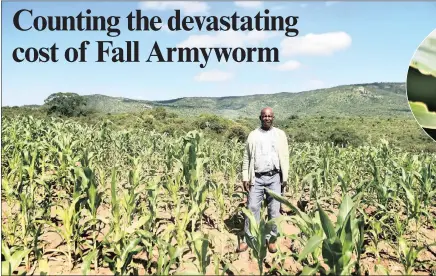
[120, 238, 142, 274]
[339, 257, 355, 276]
[339, 214, 354, 272]
[301, 264, 321, 276]
[161, 224, 175, 238]
[38, 258, 50, 276]
[136, 229, 153, 239]
[259, 218, 267, 261]
[126, 216, 148, 234]
[322, 237, 343, 274]
[297, 234, 324, 262]
[398, 237, 409, 260]
[409, 102, 436, 129]
[353, 217, 365, 256]
[191, 232, 210, 274]
[375, 264, 390, 275]
[168, 245, 186, 260]
[339, 207, 356, 250]
[2, 262, 10, 276]
[336, 194, 354, 229]
[103, 255, 115, 264]
[399, 181, 416, 208]
[1, 248, 32, 276]
[2, 241, 11, 260]
[241, 208, 259, 239]
[81, 249, 98, 276]
[264, 215, 293, 237]
[318, 203, 336, 240]
[264, 187, 313, 225]
[289, 216, 314, 237]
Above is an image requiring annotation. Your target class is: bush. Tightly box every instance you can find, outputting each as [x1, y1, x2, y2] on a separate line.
[195, 114, 229, 134]
[150, 107, 177, 120]
[140, 115, 155, 131]
[161, 124, 177, 136]
[328, 128, 363, 147]
[44, 92, 88, 117]
[289, 130, 318, 143]
[227, 124, 249, 142]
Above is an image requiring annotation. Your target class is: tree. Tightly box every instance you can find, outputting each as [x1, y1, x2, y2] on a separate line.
[195, 114, 229, 134]
[329, 127, 363, 147]
[227, 124, 249, 142]
[44, 92, 88, 117]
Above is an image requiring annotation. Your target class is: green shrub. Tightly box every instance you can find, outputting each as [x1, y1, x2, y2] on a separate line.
[329, 127, 363, 147]
[227, 124, 249, 142]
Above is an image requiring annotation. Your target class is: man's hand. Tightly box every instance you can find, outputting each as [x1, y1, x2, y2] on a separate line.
[281, 181, 287, 196]
[243, 181, 250, 193]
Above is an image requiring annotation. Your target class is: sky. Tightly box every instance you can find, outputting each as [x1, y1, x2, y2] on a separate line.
[2, 1, 436, 106]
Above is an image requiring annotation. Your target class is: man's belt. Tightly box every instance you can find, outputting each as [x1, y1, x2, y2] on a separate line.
[255, 169, 280, 178]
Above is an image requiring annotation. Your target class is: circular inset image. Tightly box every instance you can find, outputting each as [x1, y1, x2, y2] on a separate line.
[407, 28, 436, 141]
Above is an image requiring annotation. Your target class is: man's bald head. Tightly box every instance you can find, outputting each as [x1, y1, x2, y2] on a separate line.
[261, 107, 274, 116]
[259, 107, 274, 130]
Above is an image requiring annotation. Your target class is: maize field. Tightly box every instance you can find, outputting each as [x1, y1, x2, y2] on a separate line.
[1, 115, 436, 275]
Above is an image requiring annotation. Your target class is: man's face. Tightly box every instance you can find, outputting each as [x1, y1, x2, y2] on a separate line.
[260, 109, 274, 128]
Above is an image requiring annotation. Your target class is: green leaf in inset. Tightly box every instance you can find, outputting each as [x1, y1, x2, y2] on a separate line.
[410, 30, 436, 77]
[410, 102, 436, 129]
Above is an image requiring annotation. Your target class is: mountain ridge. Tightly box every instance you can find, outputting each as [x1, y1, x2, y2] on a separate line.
[144, 82, 410, 118]
[8, 82, 412, 119]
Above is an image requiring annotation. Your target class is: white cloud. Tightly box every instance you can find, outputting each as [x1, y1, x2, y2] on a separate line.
[280, 32, 352, 56]
[275, 60, 301, 71]
[139, 1, 209, 15]
[178, 30, 279, 48]
[234, 1, 263, 8]
[194, 70, 233, 82]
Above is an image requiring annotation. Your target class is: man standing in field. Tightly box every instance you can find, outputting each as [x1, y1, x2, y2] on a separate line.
[237, 107, 289, 254]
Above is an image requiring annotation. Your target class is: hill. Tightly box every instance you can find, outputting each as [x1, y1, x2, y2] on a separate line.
[3, 81, 435, 152]
[84, 94, 155, 114]
[2, 82, 412, 119]
[81, 82, 410, 118]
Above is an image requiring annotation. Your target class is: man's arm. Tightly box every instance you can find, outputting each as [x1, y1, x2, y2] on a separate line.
[242, 134, 251, 192]
[281, 131, 290, 184]
[242, 137, 250, 182]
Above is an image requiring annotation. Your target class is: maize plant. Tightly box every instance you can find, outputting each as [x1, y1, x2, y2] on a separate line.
[266, 190, 365, 275]
[2, 115, 436, 275]
[398, 237, 436, 275]
[242, 196, 292, 276]
[1, 241, 32, 276]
